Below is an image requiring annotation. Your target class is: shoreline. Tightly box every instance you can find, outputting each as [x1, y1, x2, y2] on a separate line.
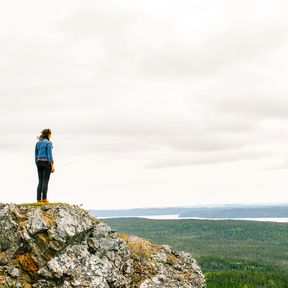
[100, 214, 288, 223]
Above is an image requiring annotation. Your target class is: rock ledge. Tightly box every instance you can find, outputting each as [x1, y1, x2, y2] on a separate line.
[0, 203, 205, 287]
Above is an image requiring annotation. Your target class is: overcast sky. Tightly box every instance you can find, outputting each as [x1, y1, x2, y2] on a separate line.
[1, 0, 288, 209]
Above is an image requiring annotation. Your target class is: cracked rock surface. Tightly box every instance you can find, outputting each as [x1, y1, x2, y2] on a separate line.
[0, 203, 205, 287]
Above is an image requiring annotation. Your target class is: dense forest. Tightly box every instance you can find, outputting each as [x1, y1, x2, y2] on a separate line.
[206, 271, 288, 288]
[104, 218, 288, 287]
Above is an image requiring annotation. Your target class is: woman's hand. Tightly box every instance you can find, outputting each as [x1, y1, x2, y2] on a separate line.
[51, 164, 55, 173]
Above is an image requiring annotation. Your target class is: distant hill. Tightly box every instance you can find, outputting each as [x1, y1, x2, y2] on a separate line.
[179, 206, 288, 218]
[89, 207, 187, 217]
[89, 204, 288, 218]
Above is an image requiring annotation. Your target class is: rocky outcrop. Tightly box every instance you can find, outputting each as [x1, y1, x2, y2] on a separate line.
[0, 203, 205, 287]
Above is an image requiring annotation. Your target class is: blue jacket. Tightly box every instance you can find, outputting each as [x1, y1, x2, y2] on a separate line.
[35, 138, 54, 164]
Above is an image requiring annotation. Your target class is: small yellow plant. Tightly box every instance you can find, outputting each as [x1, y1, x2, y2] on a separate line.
[118, 234, 158, 260]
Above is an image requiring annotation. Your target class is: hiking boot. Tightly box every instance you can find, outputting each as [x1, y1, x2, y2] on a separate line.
[42, 199, 49, 204]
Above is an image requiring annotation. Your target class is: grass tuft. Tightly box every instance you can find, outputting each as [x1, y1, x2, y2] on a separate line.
[17, 202, 68, 207]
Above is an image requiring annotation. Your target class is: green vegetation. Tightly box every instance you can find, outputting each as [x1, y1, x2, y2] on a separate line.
[206, 271, 288, 288]
[17, 202, 67, 207]
[104, 218, 288, 287]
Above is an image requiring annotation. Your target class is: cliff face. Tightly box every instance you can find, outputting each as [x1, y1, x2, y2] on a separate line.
[0, 203, 205, 288]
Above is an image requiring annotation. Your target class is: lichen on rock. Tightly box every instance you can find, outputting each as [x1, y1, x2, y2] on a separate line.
[0, 203, 205, 287]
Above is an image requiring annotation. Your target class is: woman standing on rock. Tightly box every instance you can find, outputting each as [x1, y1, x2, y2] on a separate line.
[35, 128, 55, 203]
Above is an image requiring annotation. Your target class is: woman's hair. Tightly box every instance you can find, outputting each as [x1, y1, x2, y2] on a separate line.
[38, 128, 52, 140]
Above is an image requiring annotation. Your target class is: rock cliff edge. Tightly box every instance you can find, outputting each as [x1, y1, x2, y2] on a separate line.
[0, 203, 205, 287]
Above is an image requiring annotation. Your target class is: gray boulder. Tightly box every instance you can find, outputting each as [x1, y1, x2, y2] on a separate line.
[0, 203, 205, 288]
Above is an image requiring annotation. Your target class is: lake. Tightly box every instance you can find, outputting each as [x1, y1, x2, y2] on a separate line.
[101, 214, 288, 222]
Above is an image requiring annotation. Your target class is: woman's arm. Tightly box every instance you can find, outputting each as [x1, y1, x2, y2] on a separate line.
[47, 142, 55, 173]
[35, 143, 38, 164]
[47, 142, 54, 164]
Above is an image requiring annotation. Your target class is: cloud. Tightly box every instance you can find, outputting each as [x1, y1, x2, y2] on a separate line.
[0, 1, 286, 157]
[146, 149, 270, 169]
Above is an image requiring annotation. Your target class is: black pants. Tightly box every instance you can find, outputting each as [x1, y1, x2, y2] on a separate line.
[37, 161, 51, 201]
